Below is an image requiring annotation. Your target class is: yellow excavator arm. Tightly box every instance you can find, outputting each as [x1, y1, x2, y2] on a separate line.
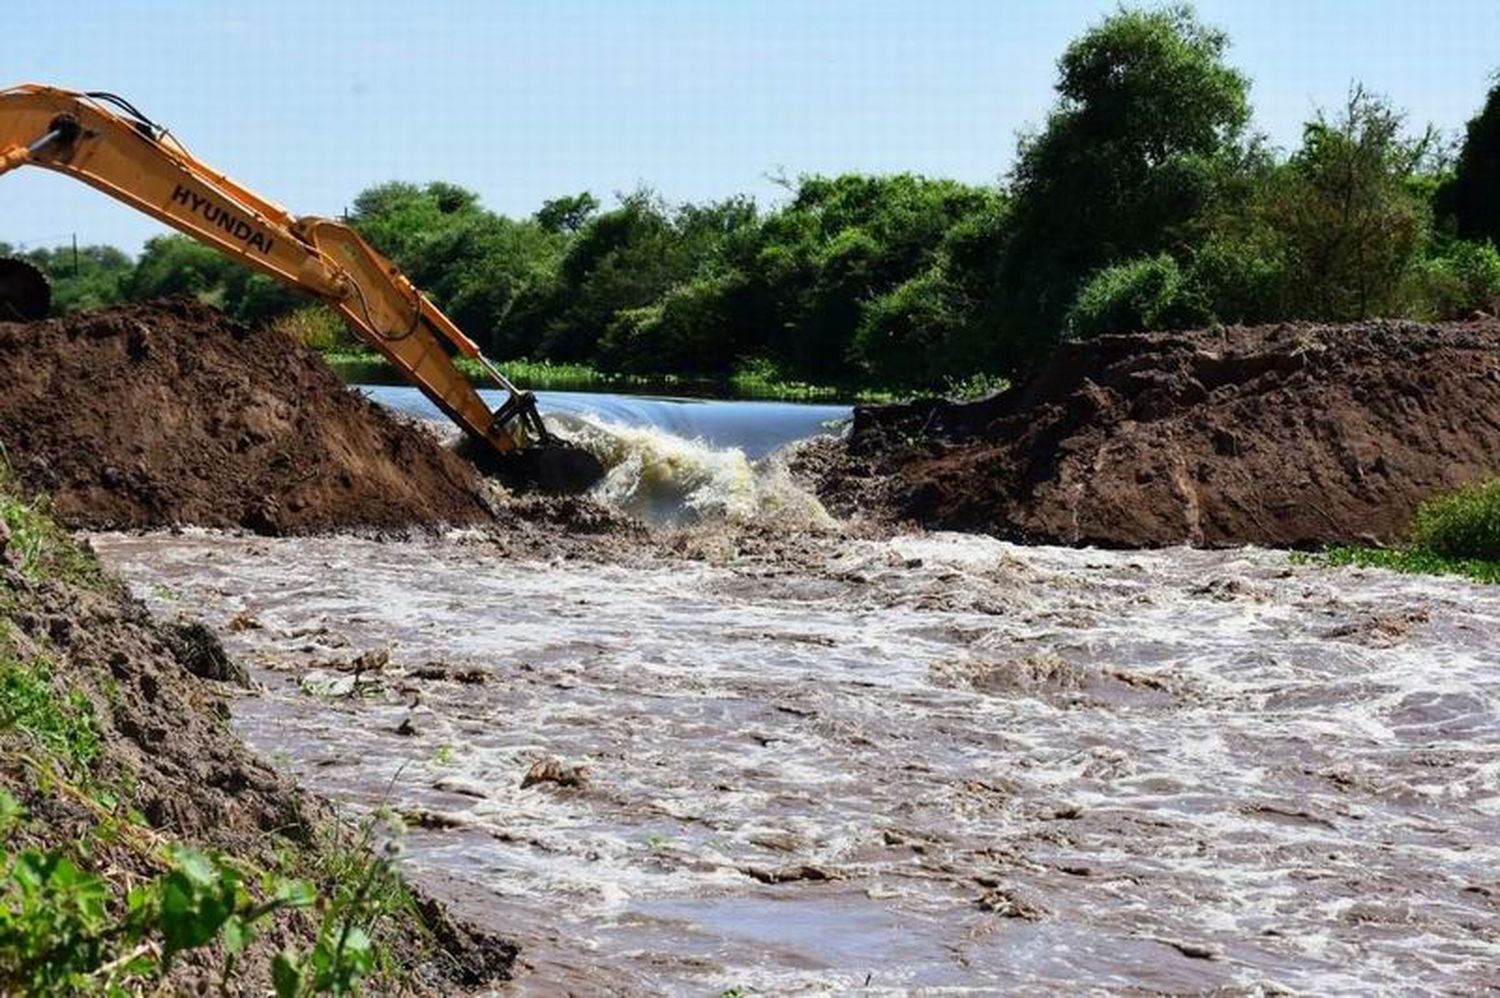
[0, 83, 592, 484]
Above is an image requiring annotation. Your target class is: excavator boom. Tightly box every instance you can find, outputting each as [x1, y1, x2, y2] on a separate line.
[0, 83, 600, 490]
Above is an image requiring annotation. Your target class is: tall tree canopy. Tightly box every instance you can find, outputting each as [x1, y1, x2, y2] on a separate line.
[991, 4, 1253, 361]
[1438, 80, 1500, 244]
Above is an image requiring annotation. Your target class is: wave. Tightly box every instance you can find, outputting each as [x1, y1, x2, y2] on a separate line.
[548, 413, 834, 526]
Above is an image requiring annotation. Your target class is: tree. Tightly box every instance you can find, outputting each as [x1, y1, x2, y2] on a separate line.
[347, 181, 484, 266]
[1437, 79, 1500, 243]
[1263, 87, 1432, 320]
[534, 193, 599, 234]
[18, 245, 133, 314]
[124, 235, 237, 303]
[991, 4, 1253, 363]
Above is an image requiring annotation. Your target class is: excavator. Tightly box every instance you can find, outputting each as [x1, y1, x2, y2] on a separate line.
[0, 83, 602, 491]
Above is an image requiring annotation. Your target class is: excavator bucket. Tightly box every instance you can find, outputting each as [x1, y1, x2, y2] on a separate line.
[462, 392, 607, 495]
[504, 442, 609, 495]
[0, 258, 50, 321]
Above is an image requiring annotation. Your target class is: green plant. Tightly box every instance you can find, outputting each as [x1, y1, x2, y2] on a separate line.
[0, 827, 314, 995]
[1409, 478, 1500, 562]
[1066, 253, 1208, 338]
[1401, 239, 1500, 319]
[0, 657, 101, 774]
[1320, 545, 1500, 584]
[275, 811, 414, 995]
[270, 306, 353, 351]
[941, 372, 1009, 401]
[1315, 478, 1500, 583]
[0, 458, 103, 589]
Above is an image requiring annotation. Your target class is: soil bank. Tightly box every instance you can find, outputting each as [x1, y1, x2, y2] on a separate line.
[0, 299, 491, 534]
[798, 318, 1500, 548]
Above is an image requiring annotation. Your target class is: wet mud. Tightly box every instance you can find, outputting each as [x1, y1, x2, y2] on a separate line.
[799, 318, 1500, 548]
[94, 527, 1500, 992]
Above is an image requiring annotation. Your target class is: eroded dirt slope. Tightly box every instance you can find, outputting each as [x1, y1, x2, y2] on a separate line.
[799, 319, 1500, 548]
[0, 299, 491, 533]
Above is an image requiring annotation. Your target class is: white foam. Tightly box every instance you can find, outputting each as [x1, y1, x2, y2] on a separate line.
[551, 412, 834, 527]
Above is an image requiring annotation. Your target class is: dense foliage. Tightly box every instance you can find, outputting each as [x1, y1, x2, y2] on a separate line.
[6, 5, 1499, 392]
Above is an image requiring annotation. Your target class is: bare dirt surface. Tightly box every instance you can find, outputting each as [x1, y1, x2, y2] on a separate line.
[95, 526, 1500, 993]
[0, 299, 492, 534]
[797, 319, 1500, 548]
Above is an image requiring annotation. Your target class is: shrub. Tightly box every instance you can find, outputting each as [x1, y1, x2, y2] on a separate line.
[269, 306, 353, 352]
[1409, 478, 1500, 562]
[1185, 230, 1289, 324]
[1400, 240, 1500, 319]
[853, 267, 967, 386]
[1065, 254, 1208, 338]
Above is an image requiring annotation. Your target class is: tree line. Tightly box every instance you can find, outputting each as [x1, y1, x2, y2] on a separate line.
[6, 5, 1500, 392]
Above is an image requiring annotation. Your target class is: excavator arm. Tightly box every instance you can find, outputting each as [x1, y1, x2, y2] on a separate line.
[0, 83, 597, 487]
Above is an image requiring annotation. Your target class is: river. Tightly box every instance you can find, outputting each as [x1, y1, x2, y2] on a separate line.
[88, 392, 1500, 993]
[358, 385, 852, 459]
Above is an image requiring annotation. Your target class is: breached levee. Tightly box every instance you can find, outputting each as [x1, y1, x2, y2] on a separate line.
[798, 317, 1500, 548]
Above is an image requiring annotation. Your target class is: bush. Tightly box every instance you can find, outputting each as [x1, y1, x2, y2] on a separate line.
[269, 307, 353, 352]
[1185, 230, 1289, 324]
[1410, 478, 1500, 562]
[1065, 254, 1208, 338]
[1400, 240, 1500, 319]
[853, 267, 968, 386]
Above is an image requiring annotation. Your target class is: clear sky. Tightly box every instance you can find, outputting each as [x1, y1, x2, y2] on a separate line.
[2, 0, 1496, 253]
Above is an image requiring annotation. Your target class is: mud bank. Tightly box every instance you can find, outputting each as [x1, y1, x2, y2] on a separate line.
[95, 527, 1500, 992]
[0, 505, 513, 990]
[0, 299, 490, 533]
[799, 319, 1500, 547]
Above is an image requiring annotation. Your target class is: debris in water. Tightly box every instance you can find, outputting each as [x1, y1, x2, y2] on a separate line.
[521, 757, 590, 789]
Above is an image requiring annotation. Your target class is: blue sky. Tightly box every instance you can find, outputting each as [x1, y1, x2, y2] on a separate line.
[2, 1, 1496, 253]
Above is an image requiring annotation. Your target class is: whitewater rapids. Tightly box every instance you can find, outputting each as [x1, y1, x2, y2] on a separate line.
[92, 452, 1500, 993]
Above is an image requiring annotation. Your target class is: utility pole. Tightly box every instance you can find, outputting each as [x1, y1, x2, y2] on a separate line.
[72, 233, 78, 277]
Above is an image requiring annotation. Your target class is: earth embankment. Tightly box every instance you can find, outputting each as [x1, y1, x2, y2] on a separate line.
[798, 319, 1500, 548]
[0, 299, 491, 533]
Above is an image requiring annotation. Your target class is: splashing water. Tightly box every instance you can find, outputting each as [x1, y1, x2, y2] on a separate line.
[93, 530, 1500, 993]
[550, 412, 835, 527]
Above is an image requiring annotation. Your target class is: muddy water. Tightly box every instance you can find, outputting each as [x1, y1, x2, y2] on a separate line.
[92, 530, 1500, 992]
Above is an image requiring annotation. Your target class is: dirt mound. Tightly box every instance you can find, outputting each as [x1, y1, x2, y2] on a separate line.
[799, 319, 1500, 548]
[0, 299, 491, 533]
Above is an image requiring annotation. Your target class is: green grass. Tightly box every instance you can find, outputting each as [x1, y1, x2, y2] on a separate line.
[320, 348, 894, 402]
[1316, 478, 1500, 584]
[0, 657, 101, 774]
[0, 458, 102, 590]
[1318, 545, 1500, 584]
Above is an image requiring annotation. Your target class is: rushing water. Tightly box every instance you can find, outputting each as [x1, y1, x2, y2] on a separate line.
[363, 386, 851, 525]
[88, 394, 1500, 991]
[93, 526, 1500, 993]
